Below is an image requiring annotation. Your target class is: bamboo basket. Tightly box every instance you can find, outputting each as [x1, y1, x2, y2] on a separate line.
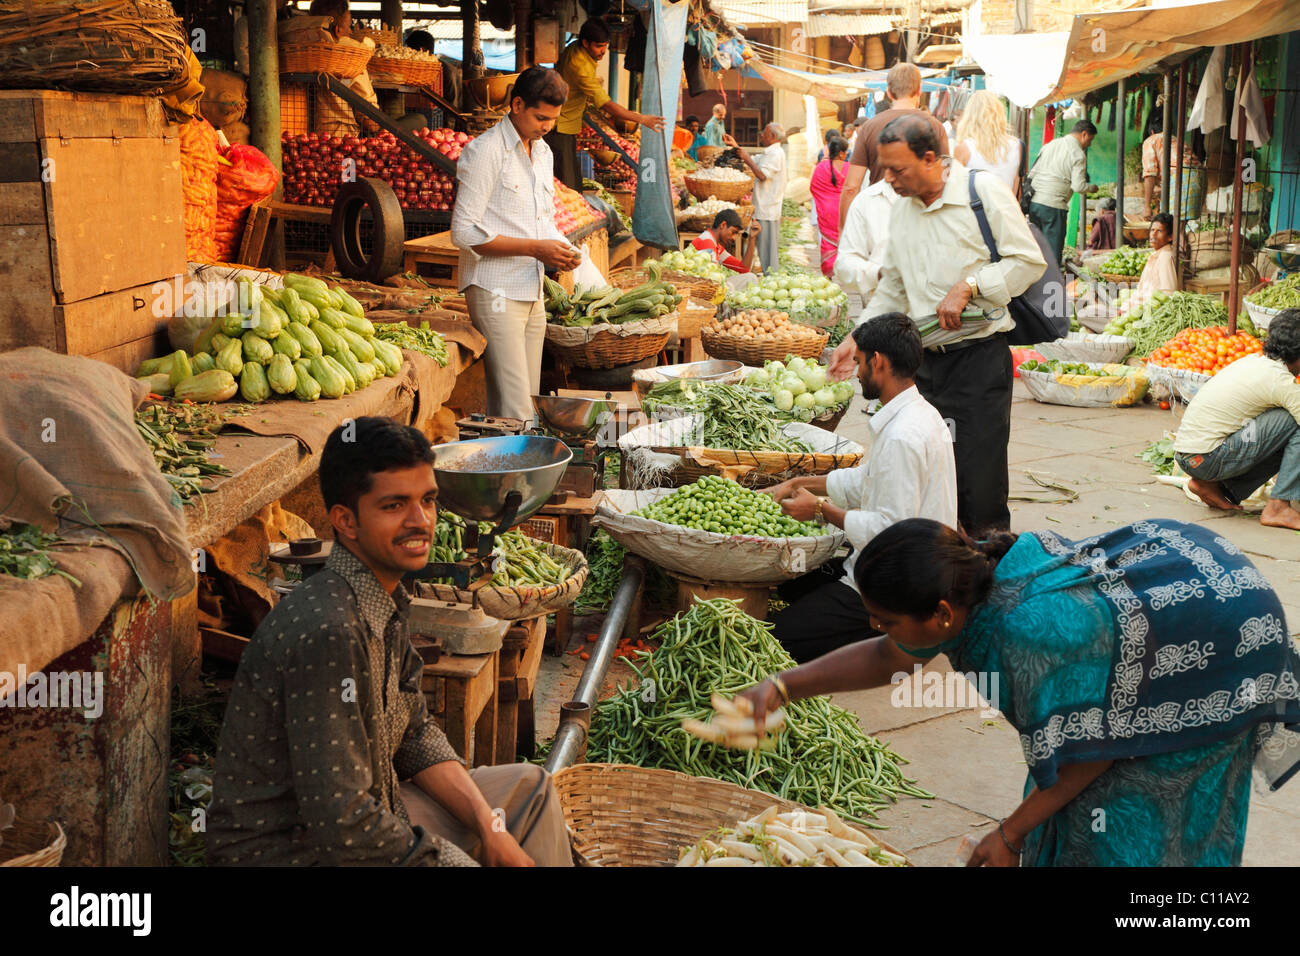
[0, 821, 66, 867]
[413, 541, 587, 620]
[555, 764, 910, 867]
[545, 314, 676, 369]
[702, 326, 828, 364]
[695, 145, 725, 166]
[610, 267, 721, 303]
[684, 173, 754, 204]
[279, 41, 373, 78]
[1098, 272, 1141, 286]
[0, 0, 189, 94]
[355, 26, 398, 46]
[366, 55, 442, 92]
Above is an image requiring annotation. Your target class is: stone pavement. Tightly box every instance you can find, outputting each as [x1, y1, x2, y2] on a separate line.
[827, 380, 1300, 866]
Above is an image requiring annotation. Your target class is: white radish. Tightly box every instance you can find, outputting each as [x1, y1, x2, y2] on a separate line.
[720, 839, 765, 862]
[705, 855, 754, 866]
[711, 693, 743, 717]
[711, 708, 787, 737]
[723, 733, 760, 750]
[730, 694, 754, 716]
[743, 805, 780, 829]
[766, 834, 809, 866]
[677, 846, 701, 867]
[821, 844, 854, 867]
[777, 811, 827, 830]
[680, 718, 726, 743]
[844, 848, 881, 867]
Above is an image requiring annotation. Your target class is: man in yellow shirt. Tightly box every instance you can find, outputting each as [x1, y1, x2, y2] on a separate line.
[546, 18, 665, 190]
[1174, 309, 1300, 530]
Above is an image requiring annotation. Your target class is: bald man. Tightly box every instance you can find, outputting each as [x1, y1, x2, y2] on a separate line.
[725, 123, 787, 272]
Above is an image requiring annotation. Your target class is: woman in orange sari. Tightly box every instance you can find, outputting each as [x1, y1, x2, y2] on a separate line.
[807, 137, 849, 276]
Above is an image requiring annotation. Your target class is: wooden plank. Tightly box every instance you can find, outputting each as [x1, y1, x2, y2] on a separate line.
[267, 200, 333, 225]
[0, 90, 168, 141]
[0, 142, 40, 184]
[0, 181, 46, 224]
[58, 279, 169, 357]
[472, 651, 498, 767]
[237, 203, 273, 268]
[0, 222, 58, 352]
[539, 492, 603, 516]
[43, 136, 186, 304]
[83, 332, 168, 376]
[403, 230, 456, 253]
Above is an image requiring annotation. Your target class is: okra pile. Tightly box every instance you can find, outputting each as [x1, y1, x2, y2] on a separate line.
[135, 401, 233, 501]
[587, 598, 931, 824]
[545, 260, 681, 327]
[634, 476, 823, 538]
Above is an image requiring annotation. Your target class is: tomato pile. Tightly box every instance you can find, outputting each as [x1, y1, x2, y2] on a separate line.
[1146, 326, 1263, 375]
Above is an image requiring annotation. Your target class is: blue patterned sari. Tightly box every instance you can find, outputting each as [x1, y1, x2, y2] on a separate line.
[911, 520, 1300, 866]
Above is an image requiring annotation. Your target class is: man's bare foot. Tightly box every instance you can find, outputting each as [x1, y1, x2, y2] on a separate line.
[1188, 477, 1242, 511]
[1260, 499, 1300, 530]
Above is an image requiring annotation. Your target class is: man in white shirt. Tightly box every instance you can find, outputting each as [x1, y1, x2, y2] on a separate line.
[832, 178, 899, 302]
[827, 114, 1046, 534]
[1174, 309, 1300, 531]
[451, 66, 581, 421]
[725, 124, 786, 272]
[1026, 119, 1099, 265]
[762, 313, 957, 662]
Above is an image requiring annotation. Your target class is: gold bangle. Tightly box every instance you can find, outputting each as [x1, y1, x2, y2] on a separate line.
[770, 673, 791, 706]
[814, 497, 825, 522]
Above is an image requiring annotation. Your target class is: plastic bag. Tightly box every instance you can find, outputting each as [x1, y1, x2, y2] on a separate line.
[179, 117, 219, 262]
[214, 144, 280, 263]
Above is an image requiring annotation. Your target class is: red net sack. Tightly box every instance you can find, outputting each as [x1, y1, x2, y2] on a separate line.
[179, 117, 219, 262]
[214, 143, 281, 262]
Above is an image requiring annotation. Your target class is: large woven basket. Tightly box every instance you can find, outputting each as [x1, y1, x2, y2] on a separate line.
[0, 0, 189, 94]
[545, 318, 674, 369]
[702, 326, 828, 364]
[1034, 331, 1135, 365]
[1244, 299, 1282, 333]
[279, 41, 373, 77]
[367, 55, 442, 91]
[0, 821, 66, 867]
[611, 267, 719, 303]
[684, 173, 754, 204]
[355, 26, 398, 46]
[414, 540, 587, 620]
[555, 764, 908, 867]
[695, 145, 726, 166]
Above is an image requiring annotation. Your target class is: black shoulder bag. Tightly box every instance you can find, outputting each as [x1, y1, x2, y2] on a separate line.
[968, 169, 1068, 346]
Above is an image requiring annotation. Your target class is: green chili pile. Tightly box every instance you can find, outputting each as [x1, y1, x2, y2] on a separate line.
[587, 598, 932, 824]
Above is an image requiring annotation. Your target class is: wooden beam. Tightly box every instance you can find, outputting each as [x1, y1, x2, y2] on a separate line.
[1116, 75, 1126, 249]
[1227, 41, 1252, 335]
[1160, 71, 1172, 215]
[1173, 62, 1187, 279]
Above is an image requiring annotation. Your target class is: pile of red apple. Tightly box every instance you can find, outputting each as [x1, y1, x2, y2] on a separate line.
[281, 128, 469, 212]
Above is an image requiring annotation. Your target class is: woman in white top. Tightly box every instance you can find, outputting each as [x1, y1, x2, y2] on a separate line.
[951, 90, 1022, 196]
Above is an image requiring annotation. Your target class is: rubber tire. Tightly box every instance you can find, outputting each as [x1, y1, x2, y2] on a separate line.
[330, 177, 405, 283]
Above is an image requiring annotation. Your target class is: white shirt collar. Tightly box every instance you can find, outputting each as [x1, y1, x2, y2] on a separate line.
[869, 384, 923, 436]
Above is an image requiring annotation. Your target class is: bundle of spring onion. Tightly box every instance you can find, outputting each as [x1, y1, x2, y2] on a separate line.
[586, 598, 931, 824]
[428, 511, 569, 587]
[372, 320, 449, 366]
[677, 804, 908, 867]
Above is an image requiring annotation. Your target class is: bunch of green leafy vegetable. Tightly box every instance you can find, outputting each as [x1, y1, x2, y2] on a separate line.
[0, 522, 79, 585]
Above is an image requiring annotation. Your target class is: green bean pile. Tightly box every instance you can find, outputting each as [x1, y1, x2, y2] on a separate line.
[429, 511, 569, 587]
[373, 320, 449, 366]
[634, 476, 823, 538]
[587, 598, 932, 824]
[1246, 273, 1300, 310]
[642, 382, 810, 454]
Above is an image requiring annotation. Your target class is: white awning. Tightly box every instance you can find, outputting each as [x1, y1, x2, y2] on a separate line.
[803, 13, 896, 37]
[712, 0, 809, 26]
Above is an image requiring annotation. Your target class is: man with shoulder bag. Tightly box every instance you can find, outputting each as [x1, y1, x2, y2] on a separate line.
[828, 115, 1051, 534]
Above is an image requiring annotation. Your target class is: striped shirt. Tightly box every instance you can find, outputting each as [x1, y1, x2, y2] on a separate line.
[451, 114, 568, 302]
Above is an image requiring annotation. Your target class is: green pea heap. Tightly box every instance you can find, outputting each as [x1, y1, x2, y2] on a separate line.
[634, 475, 823, 538]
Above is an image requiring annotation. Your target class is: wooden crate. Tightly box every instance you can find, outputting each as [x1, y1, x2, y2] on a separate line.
[0, 91, 186, 370]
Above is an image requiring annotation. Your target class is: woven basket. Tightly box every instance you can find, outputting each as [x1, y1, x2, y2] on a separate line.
[811, 404, 849, 432]
[0, 821, 66, 867]
[702, 326, 828, 364]
[1244, 299, 1281, 333]
[414, 541, 587, 620]
[545, 315, 676, 369]
[1098, 272, 1142, 285]
[684, 173, 754, 204]
[611, 267, 721, 304]
[355, 26, 398, 46]
[1035, 331, 1135, 365]
[555, 764, 908, 867]
[695, 145, 725, 166]
[279, 41, 373, 78]
[367, 55, 442, 91]
[0, 0, 189, 94]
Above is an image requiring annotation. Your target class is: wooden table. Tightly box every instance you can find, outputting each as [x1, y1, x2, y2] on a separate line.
[402, 230, 460, 287]
[497, 616, 547, 760]
[421, 649, 499, 767]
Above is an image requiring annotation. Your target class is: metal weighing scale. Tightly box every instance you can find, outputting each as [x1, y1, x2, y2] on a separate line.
[403, 434, 573, 654]
[1263, 243, 1300, 280]
[531, 394, 620, 500]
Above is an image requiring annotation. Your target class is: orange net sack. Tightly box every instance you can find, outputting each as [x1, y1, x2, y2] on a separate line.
[214, 144, 281, 263]
[179, 117, 219, 262]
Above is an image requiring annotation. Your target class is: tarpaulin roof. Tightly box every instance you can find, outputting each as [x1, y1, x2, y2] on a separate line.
[803, 13, 896, 37]
[967, 0, 1300, 108]
[747, 58, 953, 102]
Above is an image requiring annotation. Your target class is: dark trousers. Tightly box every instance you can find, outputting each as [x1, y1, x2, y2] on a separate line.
[545, 130, 582, 191]
[915, 334, 1012, 535]
[1028, 201, 1068, 265]
[771, 560, 879, 664]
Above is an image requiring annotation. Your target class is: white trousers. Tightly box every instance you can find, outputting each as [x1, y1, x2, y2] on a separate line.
[465, 285, 546, 422]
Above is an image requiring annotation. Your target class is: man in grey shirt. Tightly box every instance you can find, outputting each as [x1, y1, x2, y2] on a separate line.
[1026, 119, 1099, 264]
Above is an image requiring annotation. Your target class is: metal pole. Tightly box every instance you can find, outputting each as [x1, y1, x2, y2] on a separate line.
[514, 0, 531, 70]
[1160, 71, 1172, 214]
[545, 557, 647, 772]
[1116, 75, 1126, 248]
[610, 49, 620, 104]
[1174, 62, 1188, 280]
[246, 0, 282, 174]
[1227, 41, 1252, 334]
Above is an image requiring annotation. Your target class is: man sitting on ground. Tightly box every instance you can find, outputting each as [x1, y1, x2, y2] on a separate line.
[690, 208, 760, 274]
[208, 417, 572, 866]
[763, 313, 958, 662]
[1174, 308, 1300, 531]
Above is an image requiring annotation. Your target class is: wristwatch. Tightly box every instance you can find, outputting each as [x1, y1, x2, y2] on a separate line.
[964, 275, 979, 298]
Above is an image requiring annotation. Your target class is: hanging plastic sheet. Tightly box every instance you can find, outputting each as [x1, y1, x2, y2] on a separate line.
[631, 0, 689, 251]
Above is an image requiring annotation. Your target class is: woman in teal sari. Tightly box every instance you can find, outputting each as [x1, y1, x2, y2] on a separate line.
[740, 518, 1300, 866]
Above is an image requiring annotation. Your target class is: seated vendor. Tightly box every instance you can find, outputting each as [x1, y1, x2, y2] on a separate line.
[1087, 198, 1116, 251]
[1174, 308, 1300, 531]
[763, 313, 958, 662]
[691, 209, 760, 274]
[208, 417, 573, 866]
[1134, 212, 1180, 300]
